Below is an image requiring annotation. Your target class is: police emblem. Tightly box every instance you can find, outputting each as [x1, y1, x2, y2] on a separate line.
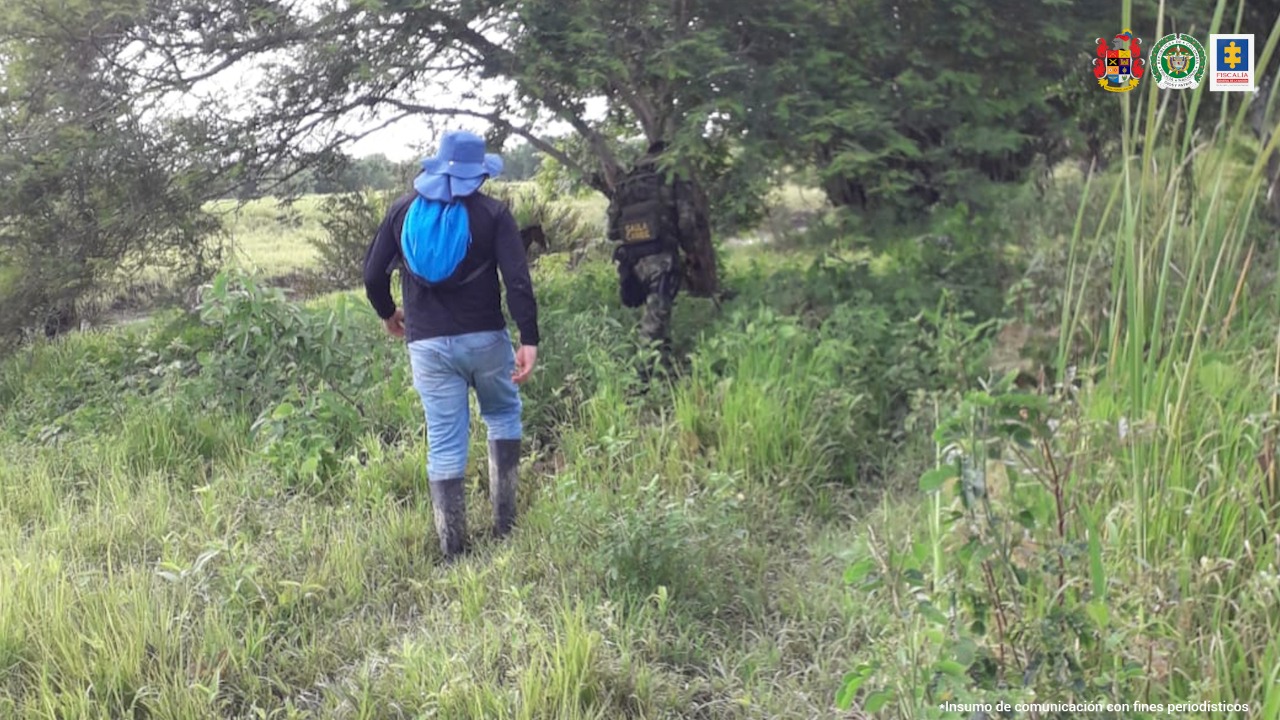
[1151, 33, 1206, 89]
[1092, 29, 1145, 92]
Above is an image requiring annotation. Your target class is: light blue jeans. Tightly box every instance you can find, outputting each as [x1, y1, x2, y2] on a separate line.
[407, 330, 523, 481]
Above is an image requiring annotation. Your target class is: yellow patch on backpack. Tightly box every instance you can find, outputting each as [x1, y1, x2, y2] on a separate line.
[623, 219, 656, 243]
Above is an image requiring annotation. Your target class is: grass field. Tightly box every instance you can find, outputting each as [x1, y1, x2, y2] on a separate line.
[201, 180, 827, 286]
[207, 195, 330, 276]
[206, 182, 613, 282]
[0, 248, 884, 719]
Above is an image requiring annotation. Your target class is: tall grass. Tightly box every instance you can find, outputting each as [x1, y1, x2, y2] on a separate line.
[1082, 0, 1280, 707]
[836, 4, 1280, 717]
[1, 234, 922, 717]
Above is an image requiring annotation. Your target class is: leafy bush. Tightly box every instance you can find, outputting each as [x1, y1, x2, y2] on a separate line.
[193, 272, 411, 491]
[307, 189, 397, 290]
[596, 482, 706, 604]
[531, 143, 602, 200]
[0, 12, 223, 343]
[840, 379, 1089, 712]
[486, 183, 597, 255]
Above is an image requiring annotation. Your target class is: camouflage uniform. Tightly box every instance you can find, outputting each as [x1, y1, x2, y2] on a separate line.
[633, 251, 677, 344]
[607, 145, 687, 353]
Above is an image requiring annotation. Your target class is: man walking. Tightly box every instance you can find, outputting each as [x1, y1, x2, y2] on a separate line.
[607, 141, 688, 369]
[363, 130, 539, 561]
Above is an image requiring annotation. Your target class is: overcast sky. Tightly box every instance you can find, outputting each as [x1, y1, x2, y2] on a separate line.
[338, 98, 609, 162]
[167, 22, 605, 166]
[188, 74, 606, 165]
[345, 115, 436, 162]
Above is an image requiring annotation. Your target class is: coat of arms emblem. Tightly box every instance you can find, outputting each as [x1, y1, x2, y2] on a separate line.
[1092, 29, 1145, 92]
[1151, 33, 1207, 89]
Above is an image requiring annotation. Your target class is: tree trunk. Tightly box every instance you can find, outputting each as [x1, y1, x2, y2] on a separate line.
[678, 176, 719, 297]
[816, 143, 866, 209]
[822, 174, 867, 209]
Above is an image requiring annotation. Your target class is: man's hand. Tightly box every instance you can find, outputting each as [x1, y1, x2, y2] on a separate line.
[512, 345, 538, 384]
[383, 308, 405, 338]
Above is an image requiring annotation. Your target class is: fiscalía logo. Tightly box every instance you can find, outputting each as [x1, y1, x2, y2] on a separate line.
[1151, 33, 1206, 89]
[1208, 34, 1256, 92]
[1093, 29, 1145, 92]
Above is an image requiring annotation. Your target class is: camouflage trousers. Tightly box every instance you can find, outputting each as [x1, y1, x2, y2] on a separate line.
[633, 251, 677, 345]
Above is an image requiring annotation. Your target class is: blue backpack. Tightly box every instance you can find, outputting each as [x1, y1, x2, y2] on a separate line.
[397, 195, 492, 288]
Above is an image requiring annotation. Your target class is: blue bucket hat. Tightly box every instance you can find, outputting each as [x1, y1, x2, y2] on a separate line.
[413, 130, 504, 202]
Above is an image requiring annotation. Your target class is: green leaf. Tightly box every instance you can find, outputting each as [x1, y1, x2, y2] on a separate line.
[271, 401, 296, 420]
[1016, 509, 1037, 529]
[953, 637, 978, 666]
[300, 455, 320, 478]
[864, 689, 894, 713]
[917, 601, 948, 625]
[903, 568, 926, 588]
[919, 465, 958, 493]
[936, 659, 967, 676]
[1086, 600, 1109, 630]
[834, 663, 878, 710]
[1013, 566, 1028, 586]
[912, 540, 931, 565]
[1084, 504, 1107, 601]
[843, 558, 876, 585]
[834, 672, 866, 710]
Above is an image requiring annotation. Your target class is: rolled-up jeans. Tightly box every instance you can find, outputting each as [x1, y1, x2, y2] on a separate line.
[407, 329, 522, 481]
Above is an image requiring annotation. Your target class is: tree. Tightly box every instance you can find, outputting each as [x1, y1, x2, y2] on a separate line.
[735, 0, 1112, 220]
[317, 153, 405, 194]
[116, 0, 807, 297]
[0, 0, 221, 339]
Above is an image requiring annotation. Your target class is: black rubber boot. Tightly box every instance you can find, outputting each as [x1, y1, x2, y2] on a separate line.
[429, 477, 467, 560]
[488, 439, 520, 538]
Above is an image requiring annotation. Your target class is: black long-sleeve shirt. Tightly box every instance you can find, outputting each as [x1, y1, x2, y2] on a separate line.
[363, 191, 539, 346]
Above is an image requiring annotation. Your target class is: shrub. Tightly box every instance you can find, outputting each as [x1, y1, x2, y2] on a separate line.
[307, 189, 397, 290]
[486, 183, 597, 256]
[192, 272, 408, 491]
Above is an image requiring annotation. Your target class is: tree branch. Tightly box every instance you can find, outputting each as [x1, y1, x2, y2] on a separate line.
[414, 9, 623, 190]
[376, 98, 598, 185]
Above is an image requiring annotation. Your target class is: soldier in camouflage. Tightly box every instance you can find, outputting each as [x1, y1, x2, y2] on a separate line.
[607, 142, 692, 367]
[631, 252, 676, 342]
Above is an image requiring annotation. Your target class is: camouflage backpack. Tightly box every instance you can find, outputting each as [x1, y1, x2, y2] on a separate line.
[613, 161, 673, 253]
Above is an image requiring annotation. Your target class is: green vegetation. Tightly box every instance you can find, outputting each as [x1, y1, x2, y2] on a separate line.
[208, 196, 329, 277]
[6, 99, 1279, 713]
[204, 183, 611, 283]
[0, 249, 934, 718]
[829, 4, 1280, 711]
